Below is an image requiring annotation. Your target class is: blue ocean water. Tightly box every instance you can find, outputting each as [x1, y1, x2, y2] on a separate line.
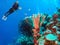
[0, 0, 60, 45]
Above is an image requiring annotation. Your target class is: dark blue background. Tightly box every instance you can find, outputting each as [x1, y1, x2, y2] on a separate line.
[0, 0, 60, 45]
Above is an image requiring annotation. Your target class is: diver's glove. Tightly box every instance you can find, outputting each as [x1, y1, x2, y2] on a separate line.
[2, 15, 7, 21]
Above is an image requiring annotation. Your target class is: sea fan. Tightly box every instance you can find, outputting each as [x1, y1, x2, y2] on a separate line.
[18, 17, 34, 37]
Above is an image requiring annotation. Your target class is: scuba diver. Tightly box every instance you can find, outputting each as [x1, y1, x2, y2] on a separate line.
[2, 1, 19, 21]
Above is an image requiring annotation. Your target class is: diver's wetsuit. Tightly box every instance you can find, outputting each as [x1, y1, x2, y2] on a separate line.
[4, 1, 19, 17]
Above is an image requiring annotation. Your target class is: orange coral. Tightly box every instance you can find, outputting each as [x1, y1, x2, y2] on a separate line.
[32, 15, 40, 45]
